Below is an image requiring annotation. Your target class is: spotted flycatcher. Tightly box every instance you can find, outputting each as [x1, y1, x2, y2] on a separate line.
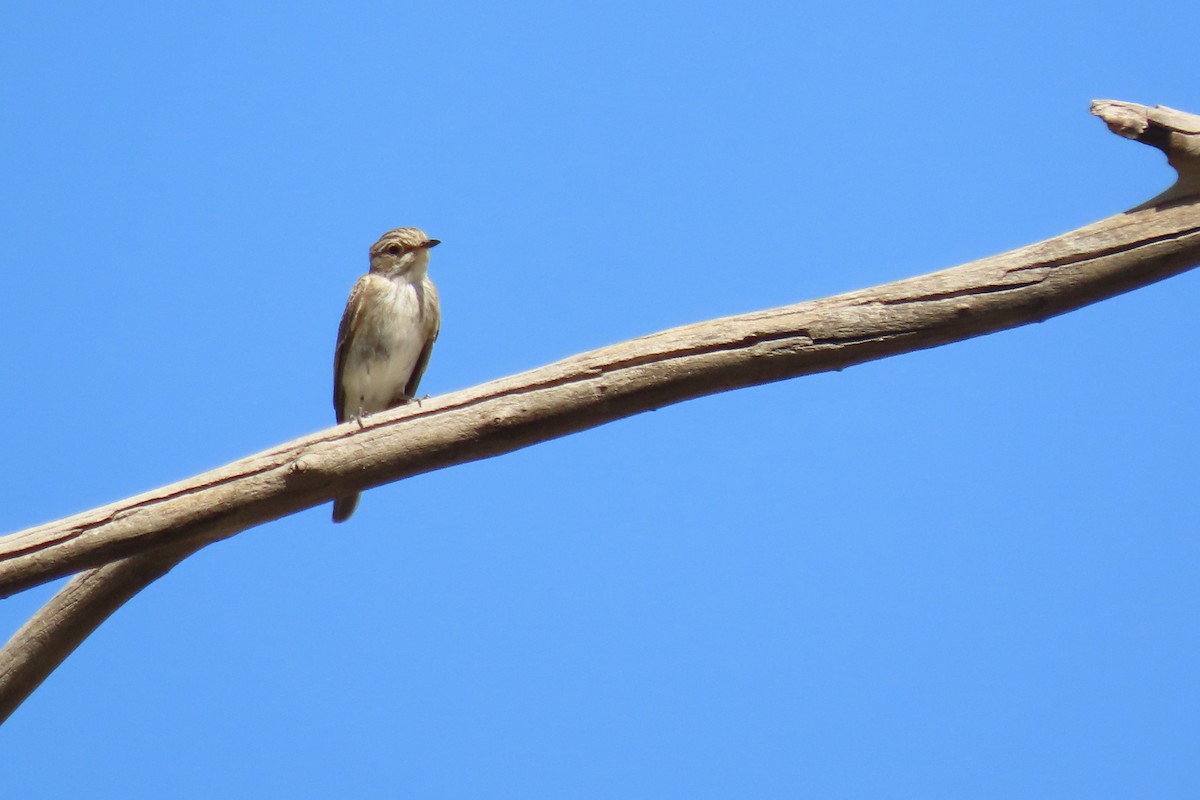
[331, 227, 442, 523]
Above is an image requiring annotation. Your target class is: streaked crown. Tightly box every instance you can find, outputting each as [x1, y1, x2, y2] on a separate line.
[369, 227, 439, 260]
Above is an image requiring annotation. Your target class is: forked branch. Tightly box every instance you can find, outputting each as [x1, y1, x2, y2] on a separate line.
[2, 99, 1199, 724]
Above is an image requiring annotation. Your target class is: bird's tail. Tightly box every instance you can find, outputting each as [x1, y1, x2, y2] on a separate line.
[332, 493, 360, 523]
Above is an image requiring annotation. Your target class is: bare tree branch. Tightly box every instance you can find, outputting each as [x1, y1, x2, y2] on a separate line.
[0, 544, 192, 723]
[2, 99, 1198, 724]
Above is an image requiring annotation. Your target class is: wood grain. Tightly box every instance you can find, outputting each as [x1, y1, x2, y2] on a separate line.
[2, 99, 1198, 724]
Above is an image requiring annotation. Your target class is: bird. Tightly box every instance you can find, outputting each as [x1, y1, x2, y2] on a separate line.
[331, 227, 441, 523]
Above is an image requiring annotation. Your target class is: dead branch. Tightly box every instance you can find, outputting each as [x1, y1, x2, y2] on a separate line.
[1, 99, 1198, 724]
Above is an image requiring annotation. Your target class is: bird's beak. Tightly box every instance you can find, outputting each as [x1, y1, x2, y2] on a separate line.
[425, 239, 442, 248]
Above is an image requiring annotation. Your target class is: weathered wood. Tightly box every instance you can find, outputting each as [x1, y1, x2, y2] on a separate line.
[4, 201, 1198, 598]
[2, 99, 1198, 725]
[0, 544, 191, 723]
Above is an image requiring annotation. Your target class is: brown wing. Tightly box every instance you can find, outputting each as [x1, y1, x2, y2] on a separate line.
[403, 337, 436, 400]
[333, 276, 371, 422]
[403, 276, 442, 399]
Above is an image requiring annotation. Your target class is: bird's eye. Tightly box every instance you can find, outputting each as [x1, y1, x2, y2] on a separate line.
[386, 244, 403, 255]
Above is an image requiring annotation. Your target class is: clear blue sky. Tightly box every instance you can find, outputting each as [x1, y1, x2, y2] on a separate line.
[3, 2, 1198, 797]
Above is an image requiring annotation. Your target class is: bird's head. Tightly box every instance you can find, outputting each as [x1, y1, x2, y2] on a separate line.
[369, 227, 440, 279]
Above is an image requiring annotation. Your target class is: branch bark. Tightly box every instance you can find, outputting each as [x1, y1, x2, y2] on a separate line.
[0, 544, 192, 723]
[2, 99, 1199, 724]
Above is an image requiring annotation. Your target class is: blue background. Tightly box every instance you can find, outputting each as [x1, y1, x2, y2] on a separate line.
[3, 2, 1198, 797]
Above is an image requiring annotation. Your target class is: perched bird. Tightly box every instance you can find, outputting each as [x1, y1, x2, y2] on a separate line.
[331, 227, 441, 523]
